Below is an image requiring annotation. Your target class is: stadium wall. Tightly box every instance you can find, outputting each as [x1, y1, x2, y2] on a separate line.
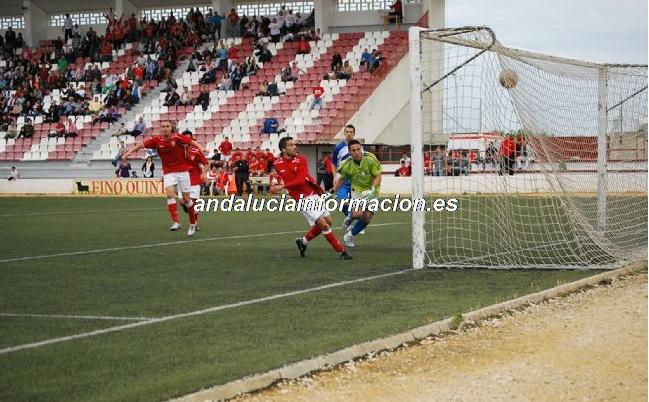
[2, 173, 645, 196]
[328, 3, 423, 32]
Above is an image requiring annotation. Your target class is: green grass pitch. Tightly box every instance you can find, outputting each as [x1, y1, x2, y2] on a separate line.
[0, 196, 607, 401]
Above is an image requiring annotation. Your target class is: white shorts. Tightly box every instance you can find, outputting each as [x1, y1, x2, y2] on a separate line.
[178, 184, 201, 199]
[164, 171, 191, 193]
[300, 194, 330, 226]
[222, 154, 231, 162]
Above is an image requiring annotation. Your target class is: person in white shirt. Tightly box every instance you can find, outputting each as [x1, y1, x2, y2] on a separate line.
[269, 18, 281, 43]
[63, 14, 74, 43]
[399, 152, 411, 167]
[8, 167, 20, 181]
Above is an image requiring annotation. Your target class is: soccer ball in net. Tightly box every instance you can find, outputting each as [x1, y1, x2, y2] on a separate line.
[499, 69, 518, 89]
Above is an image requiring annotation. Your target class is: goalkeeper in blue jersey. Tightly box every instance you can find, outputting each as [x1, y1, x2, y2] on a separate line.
[332, 124, 356, 219]
[332, 139, 382, 248]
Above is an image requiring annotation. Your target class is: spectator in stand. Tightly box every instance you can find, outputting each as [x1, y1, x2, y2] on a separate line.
[65, 117, 78, 138]
[215, 166, 230, 195]
[7, 166, 20, 181]
[180, 86, 193, 105]
[296, 35, 311, 54]
[218, 72, 232, 91]
[388, 0, 403, 24]
[310, 85, 325, 110]
[142, 156, 155, 178]
[397, 161, 411, 177]
[112, 141, 126, 167]
[196, 84, 210, 111]
[331, 53, 343, 71]
[113, 122, 129, 137]
[399, 152, 411, 167]
[256, 43, 273, 63]
[338, 61, 354, 80]
[485, 141, 498, 171]
[281, 62, 305, 82]
[164, 89, 180, 106]
[369, 49, 385, 73]
[116, 160, 132, 178]
[210, 11, 223, 40]
[433, 146, 446, 176]
[18, 119, 34, 138]
[269, 18, 282, 43]
[63, 14, 74, 43]
[262, 117, 279, 134]
[130, 116, 147, 137]
[500, 134, 516, 175]
[5, 123, 17, 139]
[226, 8, 240, 38]
[360, 48, 372, 70]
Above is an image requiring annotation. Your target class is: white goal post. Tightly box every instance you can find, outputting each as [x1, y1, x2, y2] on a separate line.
[409, 26, 648, 270]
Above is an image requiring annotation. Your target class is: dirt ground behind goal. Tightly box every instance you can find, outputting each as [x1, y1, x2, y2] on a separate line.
[237, 272, 648, 402]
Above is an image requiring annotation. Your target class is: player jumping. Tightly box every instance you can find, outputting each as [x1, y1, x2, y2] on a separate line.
[332, 139, 382, 248]
[121, 121, 203, 236]
[273, 137, 352, 260]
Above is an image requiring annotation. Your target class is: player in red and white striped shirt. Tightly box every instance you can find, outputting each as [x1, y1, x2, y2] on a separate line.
[273, 137, 352, 260]
[121, 121, 203, 235]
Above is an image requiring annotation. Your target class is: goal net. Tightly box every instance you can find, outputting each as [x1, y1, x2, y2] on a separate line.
[409, 26, 648, 270]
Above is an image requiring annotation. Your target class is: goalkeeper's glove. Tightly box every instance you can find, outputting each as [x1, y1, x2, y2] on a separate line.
[363, 186, 378, 200]
[323, 189, 337, 201]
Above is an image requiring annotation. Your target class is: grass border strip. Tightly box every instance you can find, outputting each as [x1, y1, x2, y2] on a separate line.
[171, 261, 647, 402]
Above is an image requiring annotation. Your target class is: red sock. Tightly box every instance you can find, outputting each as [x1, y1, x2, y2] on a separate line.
[303, 225, 323, 243]
[323, 229, 344, 253]
[166, 198, 178, 223]
[186, 199, 197, 225]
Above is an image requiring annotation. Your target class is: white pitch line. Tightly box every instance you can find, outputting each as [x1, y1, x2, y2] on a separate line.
[0, 222, 408, 264]
[0, 267, 416, 355]
[0, 313, 154, 321]
[0, 208, 159, 218]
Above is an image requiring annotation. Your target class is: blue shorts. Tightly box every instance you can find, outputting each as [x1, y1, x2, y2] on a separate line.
[337, 181, 351, 201]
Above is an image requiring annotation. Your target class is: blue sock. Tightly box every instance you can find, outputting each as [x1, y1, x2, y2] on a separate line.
[351, 219, 368, 236]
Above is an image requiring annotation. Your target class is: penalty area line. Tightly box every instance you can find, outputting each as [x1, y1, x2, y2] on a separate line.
[0, 207, 160, 218]
[0, 222, 408, 264]
[0, 267, 417, 355]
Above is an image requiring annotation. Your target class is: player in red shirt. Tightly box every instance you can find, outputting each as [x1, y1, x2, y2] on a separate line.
[181, 131, 209, 233]
[273, 137, 352, 260]
[500, 135, 516, 175]
[216, 167, 230, 195]
[231, 147, 243, 164]
[121, 121, 203, 235]
[218, 136, 233, 170]
[264, 148, 275, 172]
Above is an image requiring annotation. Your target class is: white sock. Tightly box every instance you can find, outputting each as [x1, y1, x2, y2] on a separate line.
[302, 236, 309, 244]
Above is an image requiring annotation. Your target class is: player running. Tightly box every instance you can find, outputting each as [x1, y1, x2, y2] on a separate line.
[332, 139, 382, 248]
[121, 121, 203, 236]
[273, 137, 352, 260]
[180, 130, 209, 234]
[332, 124, 356, 220]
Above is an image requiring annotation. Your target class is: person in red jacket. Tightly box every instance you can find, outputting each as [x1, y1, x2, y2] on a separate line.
[273, 137, 352, 260]
[500, 135, 516, 175]
[310, 86, 324, 110]
[296, 36, 311, 54]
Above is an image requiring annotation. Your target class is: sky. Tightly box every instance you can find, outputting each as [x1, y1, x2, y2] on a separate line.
[446, 0, 648, 64]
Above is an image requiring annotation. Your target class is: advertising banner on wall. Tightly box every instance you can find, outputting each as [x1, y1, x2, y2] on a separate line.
[73, 179, 165, 196]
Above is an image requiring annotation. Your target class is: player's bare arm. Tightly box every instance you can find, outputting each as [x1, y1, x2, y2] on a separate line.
[121, 143, 145, 160]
